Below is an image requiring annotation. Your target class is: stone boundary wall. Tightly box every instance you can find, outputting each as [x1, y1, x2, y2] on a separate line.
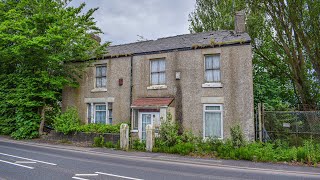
[43, 131, 120, 145]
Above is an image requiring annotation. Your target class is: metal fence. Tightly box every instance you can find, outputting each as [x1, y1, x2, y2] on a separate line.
[255, 103, 320, 146]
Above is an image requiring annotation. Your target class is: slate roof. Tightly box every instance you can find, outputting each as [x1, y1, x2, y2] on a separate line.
[105, 30, 250, 57]
[131, 98, 174, 107]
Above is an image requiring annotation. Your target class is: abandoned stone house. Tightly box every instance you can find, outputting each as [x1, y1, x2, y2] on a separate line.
[62, 13, 254, 140]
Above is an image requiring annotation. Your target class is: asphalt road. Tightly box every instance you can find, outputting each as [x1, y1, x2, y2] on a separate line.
[0, 139, 320, 180]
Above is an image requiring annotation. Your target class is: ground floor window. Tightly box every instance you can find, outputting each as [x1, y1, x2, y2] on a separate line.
[87, 102, 113, 124]
[203, 104, 223, 139]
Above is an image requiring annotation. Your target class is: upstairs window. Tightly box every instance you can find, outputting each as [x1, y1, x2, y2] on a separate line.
[205, 55, 221, 82]
[96, 65, 107, 88]
[150, 59, 166, 85]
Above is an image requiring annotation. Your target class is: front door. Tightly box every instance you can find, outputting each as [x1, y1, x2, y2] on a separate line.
[139, 112, 160, 140]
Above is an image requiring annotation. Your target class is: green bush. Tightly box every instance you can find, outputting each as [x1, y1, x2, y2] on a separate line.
[132, 139, 146, 151]
[230, 124, 245, 148]
[93, 136, 104, 147]
[77, 123, 120, 134]
[53, 107, 121, 134]
[53, 107, 80, 135]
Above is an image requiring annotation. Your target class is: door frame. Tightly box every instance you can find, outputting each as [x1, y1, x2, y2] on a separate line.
[138, 112, 160, 140]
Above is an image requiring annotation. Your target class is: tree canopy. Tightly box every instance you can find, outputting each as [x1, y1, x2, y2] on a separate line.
[189, 0, 320, 110]
[0, 0, 108, 139]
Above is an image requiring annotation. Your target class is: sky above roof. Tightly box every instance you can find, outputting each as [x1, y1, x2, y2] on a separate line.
[69, 0, 196, 46]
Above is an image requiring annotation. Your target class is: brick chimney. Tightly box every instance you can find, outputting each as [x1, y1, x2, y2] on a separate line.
[235, 10, 246, 34]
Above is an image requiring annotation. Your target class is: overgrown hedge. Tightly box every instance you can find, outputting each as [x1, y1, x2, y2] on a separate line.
[150, 115, 320, 165]
[53, 107, 121, 134]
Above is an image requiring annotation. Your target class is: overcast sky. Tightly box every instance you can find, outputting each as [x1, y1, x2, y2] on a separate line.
[69, 0, 196, 45]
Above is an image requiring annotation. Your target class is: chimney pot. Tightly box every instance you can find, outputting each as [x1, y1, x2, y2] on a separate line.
[235, 10, 246, 34]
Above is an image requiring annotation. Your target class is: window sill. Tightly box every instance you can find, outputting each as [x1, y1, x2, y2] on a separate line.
[91, 88, 108, 92]
[147, 85, 167, 90]
[131, 130, 138, 133]
[202, 83, 223, 88]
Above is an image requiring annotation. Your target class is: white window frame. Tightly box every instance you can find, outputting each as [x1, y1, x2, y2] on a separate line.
[150, 58, 166, 86]
[202, 55, 222, 88]
[87, 103, 112, 124]
[203, 104, 223, 139]
[92, 64, 107, 92]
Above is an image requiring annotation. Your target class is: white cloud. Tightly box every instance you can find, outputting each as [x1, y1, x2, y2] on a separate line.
[69, 0, 196, 45]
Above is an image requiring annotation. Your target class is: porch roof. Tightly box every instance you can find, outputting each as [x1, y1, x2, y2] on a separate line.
[131, 98, 174, 108]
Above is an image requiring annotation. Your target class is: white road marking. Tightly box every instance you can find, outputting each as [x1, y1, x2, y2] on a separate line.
[15, 161, 37, 164]
[75, 174, 98, 176]
[95, 172, 144, 180]
[0, 152, 56, 165]
[0, 159, 34, 169]
[72, 177, 89, 180]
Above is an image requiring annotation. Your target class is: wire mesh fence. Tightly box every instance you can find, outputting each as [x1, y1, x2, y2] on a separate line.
[262, 110, 320, 146]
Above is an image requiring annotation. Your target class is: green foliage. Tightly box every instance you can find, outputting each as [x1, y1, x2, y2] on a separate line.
[0, 0, 109, 139]
[230, 124, 245, 148]
[158, 113, 181, 147]
[93, 136, 105, 147]
[93, 135, 117, 148]
[53, 107, 120, 135]
[77, 123, 121, 134]
[132, 139, 146, 151]
[53, 107, 81, 135]
[152, 123, 320, 164]
[189, 0, 320, 109]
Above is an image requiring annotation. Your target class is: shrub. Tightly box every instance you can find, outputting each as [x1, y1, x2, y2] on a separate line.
[77, 123, 120, 134]
[158, 113, 180, 147]
[53, 107, 80, 135]
[132, 139, 146, 151]
[230, 124, 245, 148]
[93, 136, 104, 147]
[105, 141, 115, 148]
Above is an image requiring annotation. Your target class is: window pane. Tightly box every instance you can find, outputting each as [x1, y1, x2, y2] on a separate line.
[96, 77, 102, 88]
[96, 105, 106, 110]
[206, 106, 220, 110]
[205, 56, 213, 69]
[133, 110, 138, 130]
[151, 60, 158, 73]
[101, 66, 106, 76]
[95, 111, 106, 124]
[213, 70, 220, 82]
[96, 67, 102, 77]
[205, 112, 221, 138]
[158, 60, 165, 71]
[205, 70, 214, 82]
[212, 55, 220, 68]
[151, 73, 159, 85]
[101, 77, 106, 87]
[159, 72, 165, 84]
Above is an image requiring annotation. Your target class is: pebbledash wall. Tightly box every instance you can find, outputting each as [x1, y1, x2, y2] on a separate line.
[62, 43, 254, 140]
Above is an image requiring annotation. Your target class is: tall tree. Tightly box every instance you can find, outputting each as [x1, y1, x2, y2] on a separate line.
[0, 0, 108, 139]
[189, 0, 320, 109]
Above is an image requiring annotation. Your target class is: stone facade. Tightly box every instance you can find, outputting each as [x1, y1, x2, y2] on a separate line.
[62, 30, 254, 140]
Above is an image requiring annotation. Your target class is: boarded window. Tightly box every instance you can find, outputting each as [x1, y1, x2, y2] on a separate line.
[205, 55, 220, 82]
[96, 65, 107, 88]
[150, 59, 166, 85]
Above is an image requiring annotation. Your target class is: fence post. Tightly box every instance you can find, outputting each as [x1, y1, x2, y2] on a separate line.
[146, 124, 155, 152]
[120, 123, 129, 151]
[258, 103, 262, 142]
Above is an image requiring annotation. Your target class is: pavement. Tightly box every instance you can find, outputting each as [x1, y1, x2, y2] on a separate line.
[0, 136, 319, 180]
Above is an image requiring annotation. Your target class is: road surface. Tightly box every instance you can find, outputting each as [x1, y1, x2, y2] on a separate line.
[0, 138, 319, 180]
